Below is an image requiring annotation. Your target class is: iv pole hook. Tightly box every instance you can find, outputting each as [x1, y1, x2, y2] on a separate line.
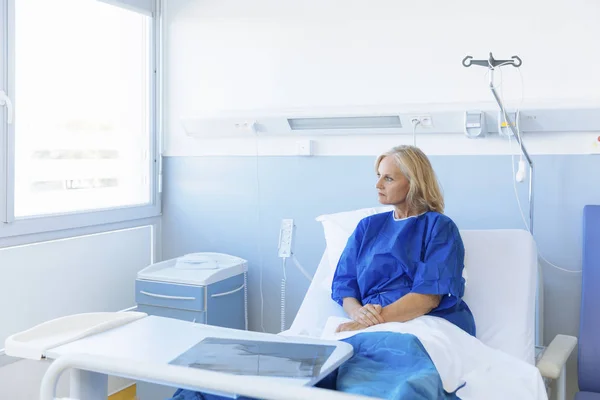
[462, 52, 522, 68]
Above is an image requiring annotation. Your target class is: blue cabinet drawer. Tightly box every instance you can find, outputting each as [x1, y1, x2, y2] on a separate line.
[136, 304, 206, 324]
[135, 279, 205, 311]
[206, 273, 246, 330]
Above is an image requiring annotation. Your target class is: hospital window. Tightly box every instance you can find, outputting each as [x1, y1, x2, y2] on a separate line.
[0, 0, 160, 231]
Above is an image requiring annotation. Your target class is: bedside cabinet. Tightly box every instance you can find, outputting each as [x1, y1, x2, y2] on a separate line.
[135, 253, 248, 330]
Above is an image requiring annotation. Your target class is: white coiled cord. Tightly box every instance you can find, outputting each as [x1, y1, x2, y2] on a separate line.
[244, 271, 249, 330]
[280, 258, 287, 332]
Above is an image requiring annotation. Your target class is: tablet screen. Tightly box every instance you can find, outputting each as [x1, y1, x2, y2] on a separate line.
[169, 337, 337, 379]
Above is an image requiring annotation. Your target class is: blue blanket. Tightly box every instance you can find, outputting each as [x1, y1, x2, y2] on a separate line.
[167, 332, 460, 400]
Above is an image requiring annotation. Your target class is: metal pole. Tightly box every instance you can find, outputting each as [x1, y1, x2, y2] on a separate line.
[488, 68, 535, 235]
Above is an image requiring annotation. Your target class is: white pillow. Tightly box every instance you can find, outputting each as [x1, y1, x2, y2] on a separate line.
[316, 206, 393, 291]
[316, 206, 393, 271]
[316, 206, 467, 291]
[285, 250, 347, 338]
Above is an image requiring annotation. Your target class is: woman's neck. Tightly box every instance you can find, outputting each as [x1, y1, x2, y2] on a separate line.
[394, 206, 412, 219]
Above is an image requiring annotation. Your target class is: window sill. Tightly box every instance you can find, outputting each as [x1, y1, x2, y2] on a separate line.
[0, 202, 161, 239]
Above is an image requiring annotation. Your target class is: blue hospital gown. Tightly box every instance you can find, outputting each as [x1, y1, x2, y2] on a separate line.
[331, 211, 476, 336]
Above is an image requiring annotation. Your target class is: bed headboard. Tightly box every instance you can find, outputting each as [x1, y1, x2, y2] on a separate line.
[579, 205, 600, 392]
[460, 229, 537, 365]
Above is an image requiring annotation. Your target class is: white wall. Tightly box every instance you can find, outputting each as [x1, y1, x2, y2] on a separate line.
[164, 0, 600, 157]
[0, 222, 158, 399]
[162, 2, 600, 399]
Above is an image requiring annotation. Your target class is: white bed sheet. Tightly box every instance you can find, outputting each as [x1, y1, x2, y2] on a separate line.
[320, 316, 546, 400]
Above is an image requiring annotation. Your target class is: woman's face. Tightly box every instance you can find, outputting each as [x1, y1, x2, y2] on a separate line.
[376, 156, 410, 206]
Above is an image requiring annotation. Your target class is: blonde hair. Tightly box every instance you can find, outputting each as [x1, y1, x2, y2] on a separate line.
[375, 145, 444, 214]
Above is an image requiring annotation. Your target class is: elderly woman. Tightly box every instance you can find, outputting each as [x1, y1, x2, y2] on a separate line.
[332, 145, 475, 336]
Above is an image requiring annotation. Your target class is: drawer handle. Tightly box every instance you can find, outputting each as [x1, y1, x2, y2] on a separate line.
[211, 284, 245, 298]
[139, 290, 196, 301]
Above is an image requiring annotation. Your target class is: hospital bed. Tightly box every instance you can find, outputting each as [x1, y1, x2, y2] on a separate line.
[285, 226, 577, 400]
[4, 222, 578, 400]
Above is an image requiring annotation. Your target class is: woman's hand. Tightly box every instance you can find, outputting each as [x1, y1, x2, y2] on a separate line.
[336, 321, 368, 333]
[349, 303, 385, 327]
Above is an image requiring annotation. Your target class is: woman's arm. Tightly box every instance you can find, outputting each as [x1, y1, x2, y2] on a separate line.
[409, 217, 466, 315]
[342, 297, 363, 315]
[337, 293, 438, 331]
[380, 293, 441, 323]
[331, 221, 366, 305]
[342, 297, 384, 326]
[332, 221, 385, 329]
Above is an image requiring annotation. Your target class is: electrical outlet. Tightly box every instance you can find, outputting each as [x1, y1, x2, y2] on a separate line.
[410, 115, 433, 128]
[278, 219, 294, 258]
[590, 136, 600, 155]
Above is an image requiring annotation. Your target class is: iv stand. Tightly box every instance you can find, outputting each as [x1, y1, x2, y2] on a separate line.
[463, 53, 534, 235]
[463, 53, 542, 349]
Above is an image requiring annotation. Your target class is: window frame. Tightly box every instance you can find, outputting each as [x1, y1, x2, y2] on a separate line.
[0, 0, 7, 225]
[0, 0, 162, 239]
